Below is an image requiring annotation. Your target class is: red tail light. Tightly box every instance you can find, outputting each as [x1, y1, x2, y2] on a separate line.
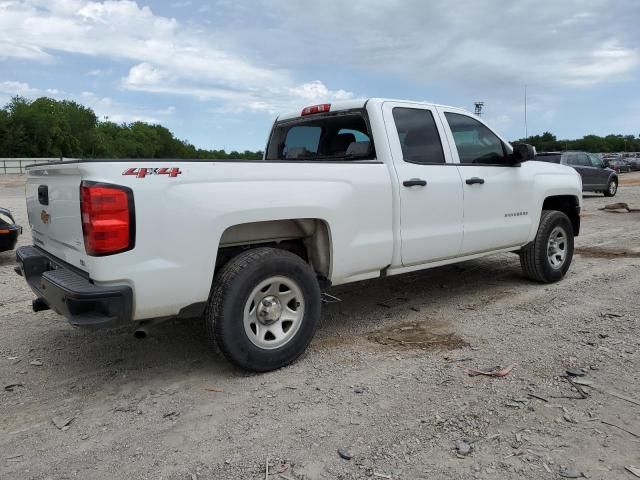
[80, 182, 135, 256]
[301, 103, 331, 116]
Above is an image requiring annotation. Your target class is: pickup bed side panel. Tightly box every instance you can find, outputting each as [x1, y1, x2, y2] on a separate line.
[73, 161, 393, 320]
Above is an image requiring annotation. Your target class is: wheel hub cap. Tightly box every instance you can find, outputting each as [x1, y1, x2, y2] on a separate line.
[243, 276, 305, 350]
[547, 226, 568, 269]
[256, 296, 282, 325]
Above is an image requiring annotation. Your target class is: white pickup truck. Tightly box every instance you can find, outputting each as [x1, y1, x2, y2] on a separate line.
[16, 98, 582, 371]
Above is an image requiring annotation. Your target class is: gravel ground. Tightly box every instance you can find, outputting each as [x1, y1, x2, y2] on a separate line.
[1, 173, 639, 480]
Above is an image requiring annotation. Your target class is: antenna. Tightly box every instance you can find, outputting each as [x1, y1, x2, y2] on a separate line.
[474, 101, 484, 116]
[524, 85, 528, 139]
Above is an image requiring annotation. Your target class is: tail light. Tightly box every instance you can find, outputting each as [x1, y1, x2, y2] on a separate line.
[301, 103, 331, 116]
[80, 181, 135, 256]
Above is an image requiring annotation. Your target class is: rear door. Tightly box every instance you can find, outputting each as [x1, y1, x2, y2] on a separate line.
[566, 153, 591, 188]
[437, 108, 533, 255]
[25, 164, 86, 267]
[382, 102, 464, 266]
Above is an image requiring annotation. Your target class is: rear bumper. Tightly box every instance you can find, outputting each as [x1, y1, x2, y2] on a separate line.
[15, 245, 133, 328]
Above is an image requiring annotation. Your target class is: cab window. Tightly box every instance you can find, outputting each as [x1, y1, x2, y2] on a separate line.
[444, 113, 508, 165]
[392, 107, 445, 164]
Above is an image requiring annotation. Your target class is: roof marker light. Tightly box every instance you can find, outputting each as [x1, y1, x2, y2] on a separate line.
[301, 103, 331, 116]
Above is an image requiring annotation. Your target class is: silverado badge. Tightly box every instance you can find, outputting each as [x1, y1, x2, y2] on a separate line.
[40, 209, 50, 224]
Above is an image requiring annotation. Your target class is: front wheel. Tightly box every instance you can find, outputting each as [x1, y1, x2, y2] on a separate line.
[520, 210, 574, 283]
[204, 247, 321, 372]
[604, 179, 618, 197]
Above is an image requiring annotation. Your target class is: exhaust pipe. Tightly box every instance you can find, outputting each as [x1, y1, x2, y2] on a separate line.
[133, 318, 168, 339]
[133, 327, 148, 339]
[32, 298, 50, 312]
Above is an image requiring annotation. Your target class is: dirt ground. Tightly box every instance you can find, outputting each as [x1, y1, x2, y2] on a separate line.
[1, 173, 639, 480]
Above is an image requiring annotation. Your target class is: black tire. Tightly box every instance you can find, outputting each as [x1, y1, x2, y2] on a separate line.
[604, 178, 618, 197]
[204, 247, 321, 372]
[520, 210, 574, 283]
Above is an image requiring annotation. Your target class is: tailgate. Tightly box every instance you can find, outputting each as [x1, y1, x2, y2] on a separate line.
[26, 164, 86, 268]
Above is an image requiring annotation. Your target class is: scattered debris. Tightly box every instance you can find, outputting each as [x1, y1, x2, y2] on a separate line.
[6, 453, 23, 461]
[462, 364, 516, 377]
[265, 456, 269, 480]
[51, 415, 75, 431]
[163, 411, 179, 419]
[543, 463, 552, 473]
[29, 360, 43, 366]
[527, 393, 549, 403]
[599, 202, 640, 213]
[272, 462, 290, 474]
[320, 292, 342, 304]
[204, 387, 224, 393]
[561, 375, 589, 399]
[600, 312, 623, 319]
[4, 382, 24, 392]
[566, 368, 587, 377]
[559, 466, 584, 478]
[625, 466, 640, 478]
[600, 420, 640, 439]
[373, 472, 392, 479]
[337, 448, 352, 460]
[369, 321, 467, 351]
[455, 439, 472, 456]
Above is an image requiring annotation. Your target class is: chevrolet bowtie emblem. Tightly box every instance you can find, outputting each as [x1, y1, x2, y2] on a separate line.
[41, 209, 50, 224]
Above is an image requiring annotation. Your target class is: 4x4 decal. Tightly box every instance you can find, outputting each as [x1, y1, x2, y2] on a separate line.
[123, 167, 182, 179]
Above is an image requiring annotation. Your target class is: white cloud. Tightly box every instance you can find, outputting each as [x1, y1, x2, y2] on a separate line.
[0, 80, 39, 96]
[0, 0, 353, 113]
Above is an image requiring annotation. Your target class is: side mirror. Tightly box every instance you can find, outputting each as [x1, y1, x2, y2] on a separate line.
[512, 143, 536, 162]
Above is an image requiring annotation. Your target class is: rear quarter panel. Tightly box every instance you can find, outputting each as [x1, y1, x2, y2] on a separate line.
[77, 161, 394, 320]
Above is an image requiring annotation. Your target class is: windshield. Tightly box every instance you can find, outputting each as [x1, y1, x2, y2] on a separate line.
[266, 111, 374, 161]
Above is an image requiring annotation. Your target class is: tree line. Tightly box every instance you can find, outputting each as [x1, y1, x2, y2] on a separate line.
[514, 131, 640, 153]
[0, 96, 263, 159]
[2, 96, 638, 159]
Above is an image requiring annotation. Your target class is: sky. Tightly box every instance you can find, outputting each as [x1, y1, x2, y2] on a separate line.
[1, 0, 639, 151]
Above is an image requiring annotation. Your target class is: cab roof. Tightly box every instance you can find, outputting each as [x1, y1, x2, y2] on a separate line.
[276, 98, 466, 121]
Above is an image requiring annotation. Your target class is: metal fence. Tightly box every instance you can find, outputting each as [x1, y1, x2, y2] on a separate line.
[0, 158, 75, 174]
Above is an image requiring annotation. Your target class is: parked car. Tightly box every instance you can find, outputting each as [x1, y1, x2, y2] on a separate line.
[608, 158, 632, 173]
[536, 151, 619, 196]
[0, 207, 22, 252]
[15, 98, 582, 372]
[624, 157, 640, 171]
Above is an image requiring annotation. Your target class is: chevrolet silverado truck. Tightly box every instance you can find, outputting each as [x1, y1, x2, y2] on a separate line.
[16, 98, 582, 372]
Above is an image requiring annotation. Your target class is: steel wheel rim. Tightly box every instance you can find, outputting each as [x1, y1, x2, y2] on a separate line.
[609, 181, 617, 195]
[243, 276, 305, 350]
[547, 226, 568, 269]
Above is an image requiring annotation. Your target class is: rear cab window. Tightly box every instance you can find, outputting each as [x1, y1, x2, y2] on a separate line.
[266, 110, 374, 161]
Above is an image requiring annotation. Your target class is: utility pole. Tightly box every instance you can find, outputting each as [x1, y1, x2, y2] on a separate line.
[474, 101, 484, 116]
[524, 85, 528, 140]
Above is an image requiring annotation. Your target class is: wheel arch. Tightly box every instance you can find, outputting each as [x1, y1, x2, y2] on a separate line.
[215, 218, 333, 284]
[541, 195, 581, 236]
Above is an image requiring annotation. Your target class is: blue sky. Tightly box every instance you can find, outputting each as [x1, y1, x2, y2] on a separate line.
[1, 0, 639, 151]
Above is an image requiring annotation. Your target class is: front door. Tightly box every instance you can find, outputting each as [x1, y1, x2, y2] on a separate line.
[382, 102, 464, 266]
[437, 108, 534, 255]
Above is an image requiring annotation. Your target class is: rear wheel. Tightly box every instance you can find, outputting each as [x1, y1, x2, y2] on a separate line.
[520, 210, 574, 283]
[204, 247, 321, 372]
[604, 179, 618, 197]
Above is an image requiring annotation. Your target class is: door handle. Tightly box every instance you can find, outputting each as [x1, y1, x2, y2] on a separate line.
[403, 178, 427, 187]
[465, 177, 485, 185]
